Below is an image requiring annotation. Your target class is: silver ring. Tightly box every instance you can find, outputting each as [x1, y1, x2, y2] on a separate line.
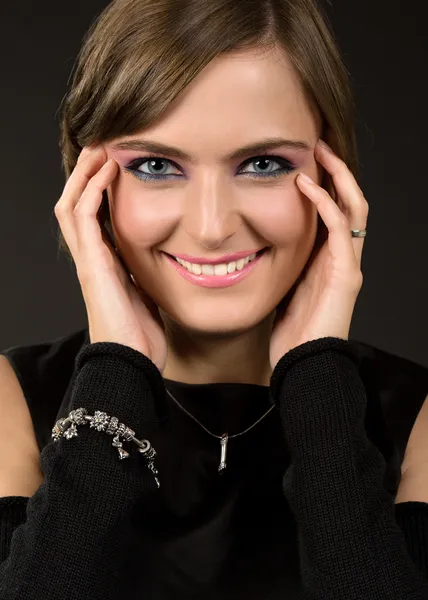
[351, 229, 367, 238]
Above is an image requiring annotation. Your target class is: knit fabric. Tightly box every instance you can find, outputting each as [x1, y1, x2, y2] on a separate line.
[0, 337, 427, 599]
[271, 337, 428, 598]
[0, 343, 167, 599]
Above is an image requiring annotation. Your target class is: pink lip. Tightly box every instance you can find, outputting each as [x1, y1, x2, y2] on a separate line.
[164, 249, 268, 288]
[166, 248, 264, 265]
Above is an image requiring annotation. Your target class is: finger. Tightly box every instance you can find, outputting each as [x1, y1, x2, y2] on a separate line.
[314, 139, 369, 265]
[62, 147, 108, 211]
[297, 173, 363, 288]
[55, 147, 108, 255]
[77, 145, 97, 164]
[315, 139, 368, 218]
[74, 159, 119, 262]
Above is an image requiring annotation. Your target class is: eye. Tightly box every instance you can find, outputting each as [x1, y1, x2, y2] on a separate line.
[124, 154, 296, 182]
[240, 155, 295, 178]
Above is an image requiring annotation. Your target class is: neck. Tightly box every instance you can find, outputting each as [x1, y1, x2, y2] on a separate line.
[161, 312, 275, 386]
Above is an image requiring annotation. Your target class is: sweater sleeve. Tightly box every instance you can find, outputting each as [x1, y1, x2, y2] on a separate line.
[0, 497, 28, 563]
[269, 336, 428, 599]
[395, 502, 428, 580]
[0, 341, 169, 600]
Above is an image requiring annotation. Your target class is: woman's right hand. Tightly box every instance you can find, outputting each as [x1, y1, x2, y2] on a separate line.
[54, 145, 168, 374]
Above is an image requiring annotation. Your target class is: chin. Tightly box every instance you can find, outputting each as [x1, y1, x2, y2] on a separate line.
[160, 300, 275, 337]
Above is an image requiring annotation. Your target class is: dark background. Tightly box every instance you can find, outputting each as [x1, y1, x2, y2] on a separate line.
[0, 0, 427, 367]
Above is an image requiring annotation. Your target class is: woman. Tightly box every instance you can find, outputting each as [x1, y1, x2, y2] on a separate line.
[1, 0, 428, 597]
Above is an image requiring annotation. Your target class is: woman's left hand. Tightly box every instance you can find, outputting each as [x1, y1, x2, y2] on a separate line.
[269, 138, 369, 371]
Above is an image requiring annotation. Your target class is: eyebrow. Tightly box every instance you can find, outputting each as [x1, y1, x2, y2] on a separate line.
[110, 137, 312, 163]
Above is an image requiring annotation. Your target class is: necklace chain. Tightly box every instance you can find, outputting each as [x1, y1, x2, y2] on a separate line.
[164, 387, 276, 439]
[164, 387, 276, 472]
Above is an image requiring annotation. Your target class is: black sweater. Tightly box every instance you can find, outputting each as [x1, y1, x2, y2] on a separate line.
[0, 335, 428, 599]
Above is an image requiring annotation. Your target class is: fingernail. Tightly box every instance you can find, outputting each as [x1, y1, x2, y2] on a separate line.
[78, 145, 101, 159]
[299, 173, 315, 184]
[317, 139, 332, 152]
[89, 145, 103, 153]
[78, 147, 91, 160]
[102, 158, 116, 170]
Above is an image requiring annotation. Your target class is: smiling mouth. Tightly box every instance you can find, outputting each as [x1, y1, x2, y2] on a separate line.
[162, 247, 270, 290]
[166, 247, 269, 271]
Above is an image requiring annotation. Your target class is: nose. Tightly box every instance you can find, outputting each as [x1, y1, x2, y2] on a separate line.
[182, 179, 242, 250]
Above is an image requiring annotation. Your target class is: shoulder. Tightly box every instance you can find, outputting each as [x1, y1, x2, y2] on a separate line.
[0, 328, 89, 453]
[0, 327, 89, 399]
[0, 355, 45, 496]
[0, 327, 89, 365]
[351, 338, 428, 492]
[350, 338, 428, 393]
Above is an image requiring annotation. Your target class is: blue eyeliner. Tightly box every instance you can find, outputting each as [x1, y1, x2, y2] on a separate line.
[124, 154, 296, 182]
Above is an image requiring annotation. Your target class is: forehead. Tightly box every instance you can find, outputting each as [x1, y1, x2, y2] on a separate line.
[113, 46, 321, 157]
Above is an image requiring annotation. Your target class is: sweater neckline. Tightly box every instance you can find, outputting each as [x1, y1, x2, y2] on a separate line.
[162, 378, 274, 437]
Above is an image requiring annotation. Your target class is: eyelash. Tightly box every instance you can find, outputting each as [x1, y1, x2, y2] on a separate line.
[124, 154, 296, 182]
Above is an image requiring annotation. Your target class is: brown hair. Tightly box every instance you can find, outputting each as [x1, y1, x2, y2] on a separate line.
[57, 0, 359, 259]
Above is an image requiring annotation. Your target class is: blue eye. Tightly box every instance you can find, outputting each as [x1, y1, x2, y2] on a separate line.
[124, 154, 296, 182]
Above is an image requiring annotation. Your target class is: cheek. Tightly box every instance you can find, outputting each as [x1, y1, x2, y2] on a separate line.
[108, 169, 318, 252]
[108, 177, 176, 250]
[247, 186, 317, 248]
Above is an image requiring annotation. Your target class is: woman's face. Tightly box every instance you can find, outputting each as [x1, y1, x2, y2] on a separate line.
[104, 46, 323, 336]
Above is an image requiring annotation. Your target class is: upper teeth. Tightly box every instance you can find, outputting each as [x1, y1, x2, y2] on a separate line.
[174, 253, 257, 275]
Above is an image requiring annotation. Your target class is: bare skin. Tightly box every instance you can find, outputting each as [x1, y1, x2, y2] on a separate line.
[104, 45, 324, 385]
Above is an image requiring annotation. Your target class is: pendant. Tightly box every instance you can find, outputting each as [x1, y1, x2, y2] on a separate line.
[112, 435, 130, 459]
[218, 433, 228, 472]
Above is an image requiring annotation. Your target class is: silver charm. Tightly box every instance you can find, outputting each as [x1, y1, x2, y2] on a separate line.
[52, 418, 67, 441]
[122, 426, 135, 441]
[106, 416, 119, 435]
[138, 443, 160, 487]
[219, 433, 228, 472]
[69, 408, 88, 425]
[117, 447, 130, 460]
[90, 411, 110, 432]
[64, 423, 78, 439]
[51, 409, 160, 485]
[111, 423, 129, 459]
[111, 436, 130, 459]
